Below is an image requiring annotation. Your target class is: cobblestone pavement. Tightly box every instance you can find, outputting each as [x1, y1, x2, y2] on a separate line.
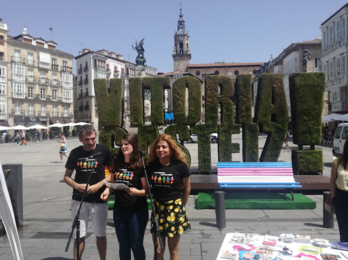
[0, 136, 339, 259]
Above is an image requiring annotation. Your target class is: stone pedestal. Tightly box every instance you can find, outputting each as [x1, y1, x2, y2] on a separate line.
[136, 65, 146, 77]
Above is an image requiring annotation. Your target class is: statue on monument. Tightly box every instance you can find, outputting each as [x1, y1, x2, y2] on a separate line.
[132, 38, 147, 66]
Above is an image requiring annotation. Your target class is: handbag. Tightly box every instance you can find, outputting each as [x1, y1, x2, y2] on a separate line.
[59, 142, 65, 148]
[324, 158, 339, 213]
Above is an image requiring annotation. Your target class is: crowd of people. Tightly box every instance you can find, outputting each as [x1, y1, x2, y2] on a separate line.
[322, 127, 336, 146]
[64, 125, 191, 260]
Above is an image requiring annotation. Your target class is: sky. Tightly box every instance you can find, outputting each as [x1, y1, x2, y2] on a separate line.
[1, 0, 347, 73]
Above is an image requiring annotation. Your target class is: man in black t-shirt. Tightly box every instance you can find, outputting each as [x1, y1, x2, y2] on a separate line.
[64, 125, 112, 260]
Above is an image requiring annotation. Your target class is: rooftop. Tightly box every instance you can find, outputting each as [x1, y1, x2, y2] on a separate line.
[187, 62, 265, 68]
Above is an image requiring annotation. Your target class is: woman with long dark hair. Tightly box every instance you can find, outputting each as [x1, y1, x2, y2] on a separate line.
[101, 134, 148, 260]
[331, 139, 348, 242]
[147, 134, 191, 260]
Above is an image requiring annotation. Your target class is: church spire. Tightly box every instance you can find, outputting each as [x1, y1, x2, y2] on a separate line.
[177, 8, 186, 33]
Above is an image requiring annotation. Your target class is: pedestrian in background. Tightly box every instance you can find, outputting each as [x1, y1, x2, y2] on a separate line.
[14, 133, 20, 145]
[146, 134, 191, 260]
[21, 131, 26, 145]
[2, 131, 6, 143]
[330, 140, 348, 242]
[58, 132, 68, 163]
[101, 134, 148, 260]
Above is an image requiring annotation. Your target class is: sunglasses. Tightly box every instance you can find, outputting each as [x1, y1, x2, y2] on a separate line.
[120, 142, 130, 147]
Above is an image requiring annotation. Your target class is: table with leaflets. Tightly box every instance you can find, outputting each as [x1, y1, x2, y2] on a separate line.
[216, 233, 348, 260]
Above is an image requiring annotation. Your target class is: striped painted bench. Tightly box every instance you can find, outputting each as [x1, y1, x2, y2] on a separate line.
[217, 162, 302, 200]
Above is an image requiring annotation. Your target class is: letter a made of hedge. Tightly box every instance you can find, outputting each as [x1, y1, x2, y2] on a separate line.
[173, 76, 201, 125]
[94, 78, 123, 127]
[254, 74, 288, 162]
[290, 73, 325, 174]
[142, 77, 170, 125]
[236, 74, 259, 162]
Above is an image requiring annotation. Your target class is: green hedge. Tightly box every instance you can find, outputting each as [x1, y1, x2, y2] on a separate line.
[191, 124, 217, 173]
[164, 124, 191, 166]
[218, 124, 240, 162]
[254, 74, 288, 162]
[173, 76, 201, 125]
[129, 77, 143, 126]
[243, 123, 259, 162]
[138, 125, 159, 156]
[289, 73, 325, 146]
[142, 77, 170, 125]
[205, 76, 235, 125]
[236, 74, 252, 123]
[292, 149, 323, 174]
[99, 127, 127, 157]
[94, 78, 123, 127]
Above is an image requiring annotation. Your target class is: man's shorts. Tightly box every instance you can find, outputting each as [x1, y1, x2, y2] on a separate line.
[71, 200, 108, 239]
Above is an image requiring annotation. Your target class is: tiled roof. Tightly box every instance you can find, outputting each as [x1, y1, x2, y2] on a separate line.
[187, 62, 264, 68]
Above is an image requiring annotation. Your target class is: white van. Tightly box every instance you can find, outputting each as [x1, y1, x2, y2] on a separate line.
[333, 123, 348, 157]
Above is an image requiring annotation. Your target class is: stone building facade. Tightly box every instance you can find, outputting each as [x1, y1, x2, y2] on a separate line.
[0, 19, 8, 125]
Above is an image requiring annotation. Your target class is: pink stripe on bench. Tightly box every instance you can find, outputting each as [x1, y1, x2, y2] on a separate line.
[217, 172, 293, 176]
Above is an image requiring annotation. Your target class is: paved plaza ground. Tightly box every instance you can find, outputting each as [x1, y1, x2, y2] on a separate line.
[0, 134, 340, 260]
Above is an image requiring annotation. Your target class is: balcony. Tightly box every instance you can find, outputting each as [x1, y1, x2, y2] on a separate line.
[11, 109, 25, 116]
[26, 59, 35, 67]
[83, 92, 89, 97]
[114, 71, 119, 77]
[85, 105, 89, 110]
[121, 73, 125, 78]
[51, 64, 59, 71]
[26, 76, 37, 84]
[62, 97, 72, 103]
[27, 110, 35, 116]
[61, 66, 73, 73]
[39, 111, 50, 117]
[12, 92, 25, 99]
[79, 106, 83, 111]
[94, 66, 106, 71]
[38, 62, 50, 69]
[84, 65, 88, 72]
[79, 93, 83, 98]
[51, 79, 60, 87]
[0, 93, 5, 101]
[78, 68, 83, 74]
[11, 56, 25, 64]
[84, 78, 89, 84]
[78, 80, 83, 86]
[39, 78, 50, 85]
[12, 74, 25, 81]
[52, 111, 58, 117]
[35, 94, 48, 101]
[51, 96, 58, 101]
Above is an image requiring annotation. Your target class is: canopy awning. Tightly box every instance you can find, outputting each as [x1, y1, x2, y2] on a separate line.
[25, 116, 41, 125]
[63, 118, 72, 123]
[0, 121, 10, 127]
[322, 113, 341, 123]
[49, 117, 64, 124]
[332, 113, 348, 121]
[14, 116, 25, 125]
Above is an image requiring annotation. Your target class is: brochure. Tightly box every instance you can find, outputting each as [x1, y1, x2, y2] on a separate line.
[104, 182, 129, 190]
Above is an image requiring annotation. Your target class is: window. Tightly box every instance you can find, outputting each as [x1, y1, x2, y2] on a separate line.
[337, 58, 341, 77]
[0, 35, 3, 45]
[330, 25, 334, 44]
[343, 56, 346, 76]
[97, 71, 106, 79]
[41, 104, 46, 116]
[28, 69, 33, 77]
[0, 52, 3, 61]
[106, 64, 109, 70]
[28, 103, 34, 115]
[337, 20, 341, 40]
[64, 105, 68, 116]
[0, 103, 5, 114]
[27, 53, 34, 66]
[343, 18, 346, 38]
[40, 71, 46, 79]
[323, 64, 327, 77]
[40, 88, 46, 99]
[63, 89, 71, 98]
[62, 73, 71, 82]
[114, 66, 118, 71]
[63, 60, 67, 68]
[13, 82, 25, 98]
[52, 73, 57, 80]
[14, 50, 20, 62]
[52, 58, 57, 64]
[12, 64, 24, 74]
[330, 61, 334, 79]
[15, 102, 21, 114]
[0, 66, 6, 77]
[52, 105, 58, 116]
[52, 89, 57, 101]
[28, 86, 33, 98]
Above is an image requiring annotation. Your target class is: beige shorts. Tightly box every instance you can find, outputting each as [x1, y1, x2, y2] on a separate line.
[71, 200, 108, 238]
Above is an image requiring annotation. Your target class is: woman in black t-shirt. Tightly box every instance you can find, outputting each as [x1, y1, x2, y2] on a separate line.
[147, 134, 191, 260]
[101, 134, 148, 260]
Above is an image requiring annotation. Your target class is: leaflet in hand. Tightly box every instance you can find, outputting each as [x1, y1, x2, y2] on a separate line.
[104, 182, 129, 190]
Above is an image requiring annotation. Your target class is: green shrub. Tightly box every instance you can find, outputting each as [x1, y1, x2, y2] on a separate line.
[218, 124, 240, 162]
[292, 149, 323, 174]
[138, 125, 159, 156]
[142, 77, 170, 125]
[236, 74, 252, 123]
[99, 127, 127, 157]
[254, 74, 288, 162]
[173, 77, 201, 125]
[94, 78, 123, 127]
[129, 78, 143, 126]
[242, 123, 259, 162]
[205, 76, 236, 125]
[289, 73, 325, 146]
[191, 124, 217, 173]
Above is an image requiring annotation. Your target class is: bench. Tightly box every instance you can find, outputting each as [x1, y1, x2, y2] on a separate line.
[217, 162, 301, 200]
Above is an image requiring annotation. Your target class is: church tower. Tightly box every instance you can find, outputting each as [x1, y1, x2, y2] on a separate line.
[173, 9, 191, 72]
